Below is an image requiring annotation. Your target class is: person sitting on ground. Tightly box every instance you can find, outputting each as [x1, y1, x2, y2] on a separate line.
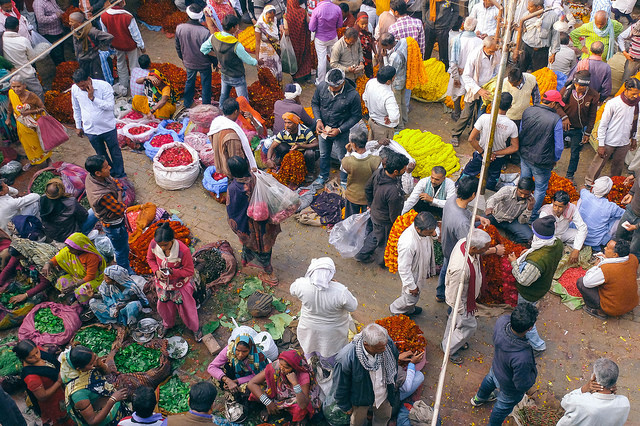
[341, 127, 382, 218]
[166, 382, 218, 425]
[129, 54, 151, 98]
[207, 335, 268, 409]
[389, 212, 437, 318]
[267, 112, 319, 178]
[0, 178, 40, 233]
[132, 67, 177, 119]
[556, 358, 630, 425]
[39, 178, 95, 243]
[272, 83, 315, 135]
[88, 265, 148, 326]
[484, 177, 535, 244]
[117, 386, 165, 426]
[577, 239, 639, 319]
[248, 350, 322, 425]
[402, 166, 455, 216]
[578, 176, 625, 251]
[396, 350, 425, 401]
[539, 190, 588, 264]
[461, 92, 519, 191]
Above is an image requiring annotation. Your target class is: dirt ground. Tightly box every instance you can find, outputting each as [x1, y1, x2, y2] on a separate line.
[8, 20, 640, 425]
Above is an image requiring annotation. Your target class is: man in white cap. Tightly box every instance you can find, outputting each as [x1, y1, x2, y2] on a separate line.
[272, 83, 315, 135]
[578, 176, 625, 251]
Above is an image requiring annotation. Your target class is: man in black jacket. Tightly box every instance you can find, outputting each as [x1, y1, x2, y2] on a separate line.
[470, 303, 539, 426]
[334, 323, 400, 426]
[311, 68, 363, 186]
[355, 151, 408, 266]
[422, 0, 459, 67]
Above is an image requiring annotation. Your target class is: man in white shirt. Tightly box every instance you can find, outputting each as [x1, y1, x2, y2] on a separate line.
[461, 92, 519, 190]
[1, 17, 43, 100]
[0, 0, 33, 42]
[585, 77, 640, 187]
[389, 212, 437, 317]
[402, 166, 455, 215]
[71, 68, 127, 179]
[557, 358, 630, 426]
[0, 180, 40, 233]
[539, 190, 588, 264]
[363, 65, 400, 140]
[469, 0, 499, 38]
[447, 16, 482, 121]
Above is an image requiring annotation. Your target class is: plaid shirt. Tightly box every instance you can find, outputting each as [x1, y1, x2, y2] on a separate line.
[130, 67, 149, 97]
[32, 0, 63, 36]
[98, 179, 126, 226]
[389, 16, 425, 57]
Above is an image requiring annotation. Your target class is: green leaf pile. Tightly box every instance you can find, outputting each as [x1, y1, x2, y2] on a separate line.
[239, 277, 264, 298]
[0, 336, 21, 376]
[30, 171, 57, 195]
[114, 342, 161, 373]
[0, 291, 27, 310]
[159, 376, 190, 414]
[34, 308, 65, 334]
[74, 326, 117, 357]
[265, 313, 293, 340]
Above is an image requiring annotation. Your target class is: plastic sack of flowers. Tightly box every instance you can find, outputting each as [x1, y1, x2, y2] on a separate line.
[152, 142, 200, 190]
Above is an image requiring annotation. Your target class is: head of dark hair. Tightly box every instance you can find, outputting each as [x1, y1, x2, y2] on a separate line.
[339, 2, 349, 13]
[614, 239, 631, 257]
[552, 190, 570, 205]
[517, 177, 535, 191]
[432, 165, 446, 176]
[457, 175, 478, 200]
[85, 155, 106, 176]
[188, 4, 203, 15]
[222, 14, 239, 32]
[138, 54, 151, 69]
[69, 345, 94, 369]
[1, 375, 25, 395]
[4, 16, 18, 31]
[507, 67, 523, 84]
[625, 77, 640, 90]
[188, 382, 218, 413]
[154, 222, 175, 243]
[413, 212, 437, 231]
[132, 386, 157, 418]
[384, 151, 409, 174]
[344, 27, 358, 40]
[227, 155, 250, 178]
[326, 68, 345, 85]
[221, 98, 240, 116]
[390, 0, 407, 15]
[362, 0, 374, 6]
[510, 303, 539, 333]
[13, 339, 37, 361]
[72, 68, 90, 84]
[559, 32, 570, 45]
[380, 32, 396, 48]
[590, 40, 604, 56]
[499, 92, 513, 111]
[376, 65, 396, 84]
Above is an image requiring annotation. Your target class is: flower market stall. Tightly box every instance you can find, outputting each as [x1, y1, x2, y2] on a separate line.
[478, 225, 523, 307]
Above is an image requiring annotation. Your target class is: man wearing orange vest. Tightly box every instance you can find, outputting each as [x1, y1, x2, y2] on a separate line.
[577, 239, 639, 319]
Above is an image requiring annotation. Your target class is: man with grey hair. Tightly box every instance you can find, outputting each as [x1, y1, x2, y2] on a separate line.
[341, 126, 381, 217]
[390, 212, 437, 316]
[69, 11, 113, 80]
[557, 358, 630, 425]
[515, 0, 559, 72]
[442, 228, 493, 364]
[334, 323, 400, 426]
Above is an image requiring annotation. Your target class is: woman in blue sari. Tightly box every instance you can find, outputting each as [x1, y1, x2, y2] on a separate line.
[88, 265, 148, 325]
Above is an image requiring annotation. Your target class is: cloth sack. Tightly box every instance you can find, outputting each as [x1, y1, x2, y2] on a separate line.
[37, 115, 68, 150]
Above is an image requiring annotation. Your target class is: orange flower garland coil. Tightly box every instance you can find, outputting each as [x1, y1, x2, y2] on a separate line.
[531, 67, 557, 96]
[356, 75, 369, 116]
[543, 172, 579, 204]
[607, 176, 632, 208]
[384, 210, 418, 273]
[271, 150, 307, 186]
[129, 220, 191, 275]
[247, 67, 284, 129]
[138, 0, 177, 26]
[162, 11, 188, 34]
[405, 37, 428, 90]
[375, 315, 426, 352]
[238, 26, 256, 53]
[45, 90, 73, 124]
[51, 61, 79, 92]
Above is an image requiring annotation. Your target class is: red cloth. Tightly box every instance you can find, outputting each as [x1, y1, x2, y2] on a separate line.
[285, 0, 312, 79]
[460, 242, 486, 314]
[100, 8, 137, 51]
[23, 374, 67, 424]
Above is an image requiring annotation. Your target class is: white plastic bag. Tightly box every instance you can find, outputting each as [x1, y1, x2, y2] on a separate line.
[328, 211, 370, 258]
[255, 171, 301, 224]
[228, 318, 257, 344]
[152, 142, 200, 190]
[253, 331, 278, 361]
[122, 123, 155, 143]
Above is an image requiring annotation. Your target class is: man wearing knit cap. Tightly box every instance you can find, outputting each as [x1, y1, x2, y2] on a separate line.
[508, 215, 563, 355]
[272, 83, 315, 135]
[267, 112, 318, 177]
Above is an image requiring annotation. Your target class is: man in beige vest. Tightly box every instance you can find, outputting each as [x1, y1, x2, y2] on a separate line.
[503, 67, 541, 128]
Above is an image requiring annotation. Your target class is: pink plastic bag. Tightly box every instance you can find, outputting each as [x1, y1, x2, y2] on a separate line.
[37, 115, 69, 150]
[18, 302, 81, 346]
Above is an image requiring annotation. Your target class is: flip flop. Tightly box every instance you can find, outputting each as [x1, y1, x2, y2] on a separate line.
[258, 271, 279, 286]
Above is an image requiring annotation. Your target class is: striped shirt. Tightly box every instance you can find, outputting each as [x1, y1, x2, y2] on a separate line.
[570, 20, 624, 60]
[486, 186, 532, 224]
[274, 125, 316, 146]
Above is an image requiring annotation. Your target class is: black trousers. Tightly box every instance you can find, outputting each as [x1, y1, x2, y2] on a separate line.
[355, 221, 392, 266]
[520, 43, 549, 72]
[577, 277, 601, 310]
[425, 26, 450, 66]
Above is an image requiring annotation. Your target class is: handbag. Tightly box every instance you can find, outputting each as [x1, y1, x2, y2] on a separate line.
[36, 114, 69, 151]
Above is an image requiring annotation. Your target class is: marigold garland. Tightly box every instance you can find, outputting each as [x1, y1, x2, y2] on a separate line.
[238, 26, 256, 53]
[607, 175, 632, 208]
[543, 172, 579, 204]
[412, 58, 449, 102]
[51, 61, 79, 92]
[355, 74, 369, 116]
[444, 96, 465, 110]
[150, 62, 189, 96]
[271, 149, 307, 186]
[375, 315, 426, 353]
[137, 0, 177, 26]
[384, 210, 418, 273]
[478, 224, 523, 307]
[45, 90, 73, 124]
[247, 67, 284, 129]
[129, 220, 191, 275]
[531, 67, 557, 96]
[395, 129, 460, 177]
[162, 11, 188, 34]
[304, 107, 314, 119]
[405, 37, 428, 90]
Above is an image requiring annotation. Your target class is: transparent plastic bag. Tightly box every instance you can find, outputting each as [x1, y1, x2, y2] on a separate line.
[328, 211, 370, 258]
[280, 34, 298, 75]
[256, 171, 301, 224]
[247, 172, 270, 221]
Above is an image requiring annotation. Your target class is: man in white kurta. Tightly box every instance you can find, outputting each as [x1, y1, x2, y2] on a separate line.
[389, 212, 437, 316]
[290, 257, 358, 363]
[539, 190, 588, 264]
[442, 229, 492, 364]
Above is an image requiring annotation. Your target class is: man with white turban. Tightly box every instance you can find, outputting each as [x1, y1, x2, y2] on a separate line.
[290, 257, 358, 364]
[578, 176, 625, 250]
[272, 83, 316, 134]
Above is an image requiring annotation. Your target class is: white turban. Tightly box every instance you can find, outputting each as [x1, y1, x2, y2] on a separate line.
[284, 83, 302, 100]
[305, 257, 336, 290]
[187, 5, 204, 20]
[592, 176, 613, 198]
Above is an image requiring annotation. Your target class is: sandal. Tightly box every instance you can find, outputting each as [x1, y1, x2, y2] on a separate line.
[449, 352, 464, 365]
[460, 342, 469, 351]
[258, 271, 279, 286]
[194, 328, 203, 342]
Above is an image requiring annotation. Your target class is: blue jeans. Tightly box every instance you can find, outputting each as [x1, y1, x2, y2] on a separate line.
[82, 209, 99, 235]
[517, 294, 546, 350]
[318, 133, 349, 183]
[104, 222, 132, 273]
[437, 256, 449, 300]
[184, 67, 212, 108]
[87, 129, 126, 178]
[519, 159, 552, 221]
[488, 215, 533, 244]
[220, 74, 249, 105]
[476, 368, 525, 426]
[462, 151, 506, 191]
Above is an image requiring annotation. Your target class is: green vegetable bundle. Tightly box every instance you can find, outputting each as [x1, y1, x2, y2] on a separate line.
[0, 337, 21, 376]
[34, 308, 65, 334]
[158, 376, 190, 414]
[74, 326, 117, 357]
[114, 342, 161, 373]
[0, 152, 4, 164]
[0, 291, 26, 310]
[194, 248, 226, 283]
[30, 171, 57, 195]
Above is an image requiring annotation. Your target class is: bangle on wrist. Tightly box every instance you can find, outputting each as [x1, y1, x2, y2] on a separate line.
[259, 394, 273, 406]
[293, 384, 302, 394]
[109, 396, 117, 404]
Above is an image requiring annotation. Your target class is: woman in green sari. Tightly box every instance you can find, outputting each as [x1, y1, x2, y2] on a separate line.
[41, 233, 106, 305]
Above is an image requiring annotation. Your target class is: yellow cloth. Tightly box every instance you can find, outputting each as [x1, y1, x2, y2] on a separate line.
[132, 94, 176, 119]
[9, 90, 51, 165]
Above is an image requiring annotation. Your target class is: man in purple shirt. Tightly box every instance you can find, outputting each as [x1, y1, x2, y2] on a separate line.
[567, 41, 612, 103]
[272, 83, 316, 134]
[310, 0, 342, 84]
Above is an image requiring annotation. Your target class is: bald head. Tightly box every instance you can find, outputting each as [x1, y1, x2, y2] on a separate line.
[594, 10, 608, 29]
[590, 40, 605, 55]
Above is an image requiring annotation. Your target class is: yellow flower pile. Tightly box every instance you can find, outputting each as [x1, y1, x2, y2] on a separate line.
[406, 37, 428, 90]
[412, 59, 449, 102]
[395, 129, 460, 178]
[238, 26, 255, 53]
[532, 67, 557, 95]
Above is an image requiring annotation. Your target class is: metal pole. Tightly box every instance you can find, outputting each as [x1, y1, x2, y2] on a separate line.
[0, 0, 124, 85]
[430, 0, 517, 423]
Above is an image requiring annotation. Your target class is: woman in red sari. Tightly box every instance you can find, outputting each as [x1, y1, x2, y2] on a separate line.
[354, 12, 375, 78]
[284, 0, 312, 83]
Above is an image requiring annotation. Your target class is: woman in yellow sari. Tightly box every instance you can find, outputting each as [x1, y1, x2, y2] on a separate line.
[132, 69, 177, 119]
[41, 233, 106, 305]
[6, 76, 51, 170]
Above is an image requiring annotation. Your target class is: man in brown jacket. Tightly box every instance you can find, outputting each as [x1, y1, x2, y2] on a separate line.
[166, 382, 218, 425]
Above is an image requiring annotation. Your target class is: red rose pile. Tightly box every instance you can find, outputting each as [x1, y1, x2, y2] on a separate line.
[165, 121, 183, 132]
[213, 172, 226, 180]
[607, 176, 632, 208]
[479, 225, 524, 307]
[129, 126, 151, 135]
[150, 134, 174, 147]
[148, 121, 159, 128]
[558, 267, 587, 297]
[158, 146, 193, 167]
[116, 122, 126, 129]
[122, 111, 144, 120]
[248, 201, 269, 221]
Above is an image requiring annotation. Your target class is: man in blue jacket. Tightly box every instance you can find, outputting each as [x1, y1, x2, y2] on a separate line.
[469, 303, 539, 426]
